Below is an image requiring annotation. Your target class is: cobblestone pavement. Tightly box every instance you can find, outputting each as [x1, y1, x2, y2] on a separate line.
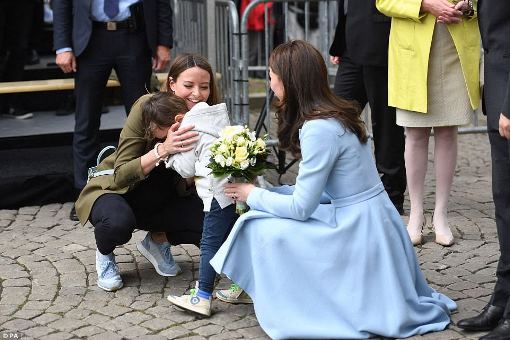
[0, 133, 501, 339]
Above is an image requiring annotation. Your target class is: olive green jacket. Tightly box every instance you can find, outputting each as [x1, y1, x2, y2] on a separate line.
[376, 0, 480, 113]
[75, 94, 177, 226]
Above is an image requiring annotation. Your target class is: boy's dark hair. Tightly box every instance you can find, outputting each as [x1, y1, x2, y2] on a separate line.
[141, 92, 189, 139]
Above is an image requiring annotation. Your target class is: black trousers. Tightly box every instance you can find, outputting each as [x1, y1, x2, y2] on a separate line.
[485, 59, 510, 317]
[334, 58, 406, 207]
[91, 166, 204, 254]
[0, 0, 35, 112]
[74, 26, 152, 190]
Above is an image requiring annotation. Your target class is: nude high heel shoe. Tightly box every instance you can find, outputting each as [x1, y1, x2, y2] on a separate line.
[433, 214, 455, 247]
[407, 215, 426, 246]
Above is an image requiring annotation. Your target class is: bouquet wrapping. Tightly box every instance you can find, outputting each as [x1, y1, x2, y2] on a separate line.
[208, 125, 271, 214]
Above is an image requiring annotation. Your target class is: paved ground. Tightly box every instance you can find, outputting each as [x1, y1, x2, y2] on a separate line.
[0, 132, 501, 340]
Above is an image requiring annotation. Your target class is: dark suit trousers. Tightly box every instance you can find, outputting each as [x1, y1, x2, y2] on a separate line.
[91, 166, 204, 254]
[485, 59, 510, 317]
[0, 0, 35, 112]
[333, 58, 406, 207]
[74, 27, 152, 190]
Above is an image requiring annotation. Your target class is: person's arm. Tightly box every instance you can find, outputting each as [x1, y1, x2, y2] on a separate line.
[500, 74, 510, 139]
[52, 0, 76, 72]
[165, 132, 201, 178]
[246, 120, 340, 220]
[329, 0, 345, 61]
[52, 0, 72, 51]
[153, 0, 173, 71]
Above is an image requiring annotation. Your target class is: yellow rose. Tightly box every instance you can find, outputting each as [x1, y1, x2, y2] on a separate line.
[256, 138, 266, 149]
[234, 146, 249, 163]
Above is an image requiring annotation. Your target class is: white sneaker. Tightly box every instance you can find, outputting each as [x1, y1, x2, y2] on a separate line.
[216, 283, 252, 304]
[137, 232, 181, 276]
[96, 250, 123, 291]
[167, 282, 212, 317]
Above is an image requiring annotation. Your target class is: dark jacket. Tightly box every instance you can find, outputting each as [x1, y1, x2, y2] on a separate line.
[329, 0, 391, 66]
[478, 0, 510, 118]
[52, 0, 173, 57]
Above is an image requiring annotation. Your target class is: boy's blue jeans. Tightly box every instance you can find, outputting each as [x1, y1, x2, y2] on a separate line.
[199, 198, 238, 293]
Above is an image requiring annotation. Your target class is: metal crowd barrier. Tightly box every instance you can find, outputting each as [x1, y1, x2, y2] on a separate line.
[238, 0, 339, 134]
[172, 0, 242, 123]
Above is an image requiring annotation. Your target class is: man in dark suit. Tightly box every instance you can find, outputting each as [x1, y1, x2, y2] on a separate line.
[457, 1, 510, 339]
[329, 0, 406, 214]
[53, 0, 173, 220]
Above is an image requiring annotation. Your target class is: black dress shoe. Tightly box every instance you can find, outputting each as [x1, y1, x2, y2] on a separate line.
[480, 319, 510, 340]
[69, 205, 79, 222]
[457, 304, 504, 331]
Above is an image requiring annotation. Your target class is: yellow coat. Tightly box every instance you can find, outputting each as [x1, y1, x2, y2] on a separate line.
[376, 0, 480, 113]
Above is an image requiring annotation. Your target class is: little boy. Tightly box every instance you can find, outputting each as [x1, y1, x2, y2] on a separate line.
[165, 101, 239, 316]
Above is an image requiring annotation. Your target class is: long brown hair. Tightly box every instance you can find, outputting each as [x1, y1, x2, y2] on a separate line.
[164, 53, 219, 105]
[141, 92, 188, 140]
[269, 40, 367, 157]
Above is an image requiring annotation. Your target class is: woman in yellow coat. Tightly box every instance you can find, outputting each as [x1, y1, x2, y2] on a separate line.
[376, 0, 480, 246]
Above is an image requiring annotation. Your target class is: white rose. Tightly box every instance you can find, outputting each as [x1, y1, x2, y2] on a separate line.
[236, 136, 247, 146]
[240, 160, 250, 170]
[214, 154, 226, 167]
[226, 157, 233, 166]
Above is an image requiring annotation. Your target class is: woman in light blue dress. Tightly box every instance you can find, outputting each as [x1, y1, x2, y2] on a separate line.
[211, 40, 456, 339]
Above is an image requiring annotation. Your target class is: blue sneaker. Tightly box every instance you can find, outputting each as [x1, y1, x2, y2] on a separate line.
[96, 250, 123, 291]
[136, 233, 181, 277]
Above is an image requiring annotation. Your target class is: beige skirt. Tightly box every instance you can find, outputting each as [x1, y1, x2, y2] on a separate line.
[396, 23, 473, 127]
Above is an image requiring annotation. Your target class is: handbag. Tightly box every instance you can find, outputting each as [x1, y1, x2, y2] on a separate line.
[87, 146, 116, 182]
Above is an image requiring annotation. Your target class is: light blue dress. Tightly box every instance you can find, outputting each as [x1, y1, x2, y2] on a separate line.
[211, 119, 456, 339]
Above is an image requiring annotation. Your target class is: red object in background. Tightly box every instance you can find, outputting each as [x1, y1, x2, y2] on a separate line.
[240, 0, 273, 31]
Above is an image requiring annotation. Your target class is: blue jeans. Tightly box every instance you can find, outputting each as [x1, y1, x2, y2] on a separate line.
[199, 198, 238, 293]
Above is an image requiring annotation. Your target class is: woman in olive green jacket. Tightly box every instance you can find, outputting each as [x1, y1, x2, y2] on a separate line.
[76, 54, 219, 291]
[376, 0, 480, 247]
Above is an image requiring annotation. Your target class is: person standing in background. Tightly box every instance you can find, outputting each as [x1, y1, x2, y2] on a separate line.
[0, 0, 36, 119]
[329, 0, 406, 215]
[52, 0, 173, 221]
[376, 0, 480, 247]
[457, 2, 510, 339]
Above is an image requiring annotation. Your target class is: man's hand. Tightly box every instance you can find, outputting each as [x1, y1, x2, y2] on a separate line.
[330, 56, 341, 65]
[499, 113, 510, 139]
[56, 51, 76, 73]
[152, 45, 171, 71]
[422, 0, 463, 23]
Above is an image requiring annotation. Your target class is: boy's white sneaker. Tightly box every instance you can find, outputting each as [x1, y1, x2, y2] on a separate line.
[216, 283, 252, 304]
[167, 283, 212, 316]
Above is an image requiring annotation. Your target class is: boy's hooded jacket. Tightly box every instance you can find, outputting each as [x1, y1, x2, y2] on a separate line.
[165, 102, 233, 212]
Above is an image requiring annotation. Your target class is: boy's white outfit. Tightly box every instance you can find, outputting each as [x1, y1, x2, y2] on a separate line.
[165, 102, 233, 211]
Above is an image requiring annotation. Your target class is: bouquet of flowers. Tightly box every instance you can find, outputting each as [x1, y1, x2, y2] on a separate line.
[208, 125, 271, 214]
